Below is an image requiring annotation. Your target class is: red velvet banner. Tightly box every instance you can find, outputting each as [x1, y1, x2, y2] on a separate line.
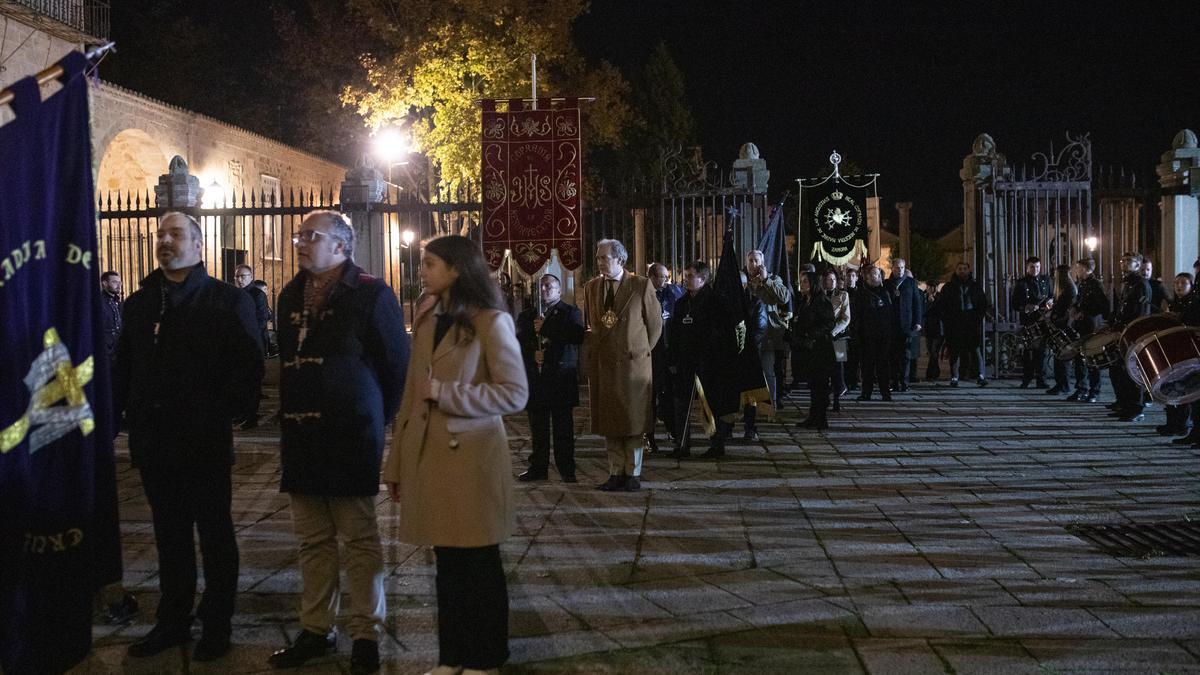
[481, 99, 582, 273]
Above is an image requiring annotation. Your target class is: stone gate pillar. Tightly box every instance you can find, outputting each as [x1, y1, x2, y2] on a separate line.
[339, 156, 388, 280]
[961, 134, 1001, 276]
[896, 201, 913, 264]
[1156, 129, 1200, 276]
[153, 156, 202, 208]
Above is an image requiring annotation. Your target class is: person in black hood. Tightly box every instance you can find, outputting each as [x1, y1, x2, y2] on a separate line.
[795, 271, 836, 428]
[938, 262, 990, 387]
[853, 266, 895, 401]
[115, 212, 263, 661]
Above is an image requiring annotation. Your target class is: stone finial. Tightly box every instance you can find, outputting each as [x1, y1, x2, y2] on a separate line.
[972, 133, 996, 157]
[154, 155, 202, 208]
[1172, 129, 1197, 150]
[732, 142, 769, 193]
[1158, 130, 1200, 189]
[339, 153, 387, 204]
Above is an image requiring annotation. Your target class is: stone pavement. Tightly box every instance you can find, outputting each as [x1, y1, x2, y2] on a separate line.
[78, 378, 1200, 674]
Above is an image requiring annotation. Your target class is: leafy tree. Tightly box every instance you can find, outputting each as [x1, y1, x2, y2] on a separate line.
[343, 0, 631, 194]
[908, 231, 949, 282]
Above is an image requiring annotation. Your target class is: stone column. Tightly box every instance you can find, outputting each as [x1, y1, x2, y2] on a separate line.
[339, 156, 388, 280]
[896, 202, 913, 264]
[1156, 129, 1200, 276]
[866, 196, 881, 265]
[961, 134, 1001, 276]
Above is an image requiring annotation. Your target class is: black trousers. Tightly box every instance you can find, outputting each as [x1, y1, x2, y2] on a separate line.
[925, 337, 944, 379]
[808, 369, 831, 419]
[527, 406, 575, 477]
[1022, 340, 1048, 384]
[1071, 356, 1101, 395]
[1165, 404, 1191, 431]
[845, 343, 860, 388]
[773, 350, 788, 403]
[434, 545, 508, 669]
[139, 464, 238, 632]
[1109, 363, 1144, 410]
[860, 345, 891, 398]
[1052, 356, 1070, 390]
[892, 335, 914, 387]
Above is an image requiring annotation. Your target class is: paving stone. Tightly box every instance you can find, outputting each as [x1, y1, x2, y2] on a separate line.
[861, 604, 990, 638]
[854, 637, 949, 674]
[973, 606, 1119, 638]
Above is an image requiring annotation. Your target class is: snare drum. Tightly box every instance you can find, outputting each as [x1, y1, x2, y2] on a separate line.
[1048, 325, 1080, 360]
[1081, 327, 1121, 368]
[1120, 314, 1183, 384]
[1130, 326, 1200, 404]
[1017, 316, 1051, 346]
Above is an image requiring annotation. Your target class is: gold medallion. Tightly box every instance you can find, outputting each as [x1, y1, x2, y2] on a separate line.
[601, 310, 618, 328]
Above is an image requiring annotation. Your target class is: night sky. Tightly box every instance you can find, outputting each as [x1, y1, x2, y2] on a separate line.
[108, 1, 1200, 235]
[576, 0, 1200, 233]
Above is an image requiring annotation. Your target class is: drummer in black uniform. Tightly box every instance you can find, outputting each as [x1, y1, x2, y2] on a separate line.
[1108, 252, 1152, 422]
[1067, 258, 1109, 403]
[1046, 264, 1076, 395]
[1162, 272, 1200, 437]
[1011, 256, 1052, 389]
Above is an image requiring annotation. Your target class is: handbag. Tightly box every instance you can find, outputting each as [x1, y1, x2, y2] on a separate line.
[833, 337, 849, 363]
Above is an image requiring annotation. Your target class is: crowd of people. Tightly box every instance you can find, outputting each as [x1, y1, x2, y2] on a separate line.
[94, 218, 1196, 674]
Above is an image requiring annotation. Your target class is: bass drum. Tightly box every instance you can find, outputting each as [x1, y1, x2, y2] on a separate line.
[1081, 327, 1121, 369]
[1131, 326, 1200, 404]
[1121, 314, 1183, 383]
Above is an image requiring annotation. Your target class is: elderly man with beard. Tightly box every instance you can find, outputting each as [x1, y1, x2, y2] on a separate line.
[115, 212, 263, 661]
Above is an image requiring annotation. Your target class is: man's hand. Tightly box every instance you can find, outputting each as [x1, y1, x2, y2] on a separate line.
[533, 317, 544, 333]
[913, 324, 922, 332]
[1024, 303, 1038, 314]
[386, 481, 400, 502]
[535, 350, 545, 368]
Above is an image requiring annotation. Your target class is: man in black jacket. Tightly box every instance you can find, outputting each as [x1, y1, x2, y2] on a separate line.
[1011, 256, 1051, 388]
[1142, 259, 1168, 313]
[1067, 258, 1108, 402]
[854, 266, 896, 401]
[100, 270, 123, 364]
[1108, 252, 1152, 422]
[115, 212, 263, 661]
[516, 273, 585, 482]
[268, 211, 409, 675]
[234, 264, 270, 352]
[940, 262, 990, 387]
[885, 259, 923, 392]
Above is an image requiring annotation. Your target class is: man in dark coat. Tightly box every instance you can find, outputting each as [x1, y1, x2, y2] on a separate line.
[1010, 256, 1052, 388]
[234, 264, 270, 352]
[939, 262, 990, 386]
[885, 259, 923, 392]
[923, 281, 945, 381]
[1108, 252, 1152, 422]
[1142, 259, 1168, 313]
[853, 266, 895, 401]
[100, 270, 123, 364]
[1066, 258, 1109, 402]
[115, 212, 263, 661]
[516, 273, 585, 482]
[269, 211, 409, 674]
[648, 262, 682, 452]
[667, 261, 738, 458]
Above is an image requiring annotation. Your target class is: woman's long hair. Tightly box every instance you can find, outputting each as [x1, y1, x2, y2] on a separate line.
[1054, 263, 1076, 299]
[422, 236, 507, 339]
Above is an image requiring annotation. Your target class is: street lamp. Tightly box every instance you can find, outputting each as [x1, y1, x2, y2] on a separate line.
[203, 179, 225, 208]
[1085, 235, 1098, 253]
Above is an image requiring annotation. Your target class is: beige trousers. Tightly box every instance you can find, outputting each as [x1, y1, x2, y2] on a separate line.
[605, 435, 644, 477]
[289, 494, 386, 641]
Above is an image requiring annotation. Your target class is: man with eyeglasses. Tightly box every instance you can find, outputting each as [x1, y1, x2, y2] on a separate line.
[116, 211, 263, 661]
[269, 210, 409, 674]
[581, 239, 662, 492]
[233, 264, 270, 353]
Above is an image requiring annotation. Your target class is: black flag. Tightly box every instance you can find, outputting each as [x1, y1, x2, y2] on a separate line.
[756, 197, 793, 317]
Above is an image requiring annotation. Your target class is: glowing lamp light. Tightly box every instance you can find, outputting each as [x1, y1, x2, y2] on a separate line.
[203, 180, 225, 207]
[1084, 235, 1099, 252]
[401, 230, 415, 247]
[373, 129, 411, 163]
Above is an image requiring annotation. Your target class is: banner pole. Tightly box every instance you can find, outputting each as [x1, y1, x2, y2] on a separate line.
[531, 54, 538, 110]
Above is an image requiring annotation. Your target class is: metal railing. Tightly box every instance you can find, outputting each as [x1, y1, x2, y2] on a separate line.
[3, 0, 110, 40]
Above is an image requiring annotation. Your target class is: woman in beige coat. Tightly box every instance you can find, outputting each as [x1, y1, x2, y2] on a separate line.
[382, 236, 528, 675]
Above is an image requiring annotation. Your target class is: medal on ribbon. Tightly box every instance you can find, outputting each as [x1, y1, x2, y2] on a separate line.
[601, 310, 618, 328]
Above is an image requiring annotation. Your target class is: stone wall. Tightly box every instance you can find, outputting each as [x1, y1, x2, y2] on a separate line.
[0, 14, 82, 90]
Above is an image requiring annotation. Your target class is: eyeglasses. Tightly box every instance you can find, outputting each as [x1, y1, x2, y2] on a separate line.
[292, 230, 331, 245]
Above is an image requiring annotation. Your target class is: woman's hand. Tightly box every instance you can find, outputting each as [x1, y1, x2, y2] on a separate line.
[415, 372, 442, 402]
[386, 481, 400, 502]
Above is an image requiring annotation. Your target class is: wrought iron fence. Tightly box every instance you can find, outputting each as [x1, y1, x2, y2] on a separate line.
[4, 0, 110, 41]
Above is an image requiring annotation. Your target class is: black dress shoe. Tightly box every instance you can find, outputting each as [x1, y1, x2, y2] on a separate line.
[1085, 394, 1099, 403]
[620, 476, 641, 491]
[597, 475, 625, 491]
[1019, 381, 1032, 389]
[1065, 391, 1084, 402]
[798, 417, 814, 428]
[517, 470, 548, 482]
[1036, 381, 1049, 389]
[881, 393, 893, 401]
[193, 631, 232, 662]
[700, 446, 726, 459]
[350, 638, 380, 675]
[856, 394, 872, 401]
[977, 379, 989, 387]
[1045, 386, 1065, 395]
[268, 630, 336, 669]
[1118, 410, 1146, 422]
[128, 623, 191, 657]
[1106, 402, 1122, 410]
[742, 430, 759, 441]
[561, 474, 578, 483]
[98, 592, 139, 625]
[949, 379, 959, 387]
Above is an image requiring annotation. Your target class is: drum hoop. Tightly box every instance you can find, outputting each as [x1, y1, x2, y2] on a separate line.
[1150, 355, 1200, 405]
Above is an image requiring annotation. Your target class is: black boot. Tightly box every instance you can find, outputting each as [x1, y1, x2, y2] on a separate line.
[350, 639, 380, 675]
[268, 630, 337, 669]
[128, 622, 192, 658]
